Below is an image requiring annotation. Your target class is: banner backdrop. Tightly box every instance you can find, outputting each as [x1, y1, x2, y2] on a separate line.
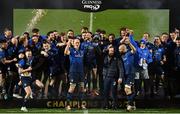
[1, 99, 180, 108]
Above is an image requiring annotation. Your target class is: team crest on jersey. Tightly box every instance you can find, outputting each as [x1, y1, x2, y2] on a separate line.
[74, 50, 83, 57]
[24, 83, 27, 87]
[70, 79, 74, 83]
[123, 57, 127, 61]
[88, 46, 94, 50]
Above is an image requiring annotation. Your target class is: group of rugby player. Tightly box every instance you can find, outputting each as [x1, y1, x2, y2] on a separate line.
[0, 27, 180, 112]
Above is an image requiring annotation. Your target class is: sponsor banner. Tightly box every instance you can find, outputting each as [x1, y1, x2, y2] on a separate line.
[1, 99, 180, 108]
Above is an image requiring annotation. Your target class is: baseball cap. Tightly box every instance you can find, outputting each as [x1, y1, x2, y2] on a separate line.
[18, 49, 25, 54]
[140, 40, 146, 44]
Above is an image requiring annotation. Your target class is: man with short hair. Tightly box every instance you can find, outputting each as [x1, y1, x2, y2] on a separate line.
[3, 28, 13, 42]
[119, 36, 136, 111]
[115, 27, 127, 48]
[81, 32, 99, 95]
[174, 37, 180, 74]
[5, 37, 19, 99]
[64, 39, 86, 110]
[81, 27, 89, 33]
[31, 28, 45, 42]
[67, 29, 75, 39]
[29, 35, 42, 56]
[0, 39, 17, 99]
[41, 41, 59, 99]
[18, 49, 44, 112]
[162, 31, 177, 99]
[150, 36, 166, 96]
[173, 37, 180, 94]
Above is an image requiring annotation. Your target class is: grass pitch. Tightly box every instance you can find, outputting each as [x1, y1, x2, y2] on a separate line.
[14, 9, 169, 41]
[0, 108, 180, 113]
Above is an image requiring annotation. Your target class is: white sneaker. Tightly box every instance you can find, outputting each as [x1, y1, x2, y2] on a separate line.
[13, 94, 23, 99]
[127, 105, 132, 111]
[81, 104, 87, 110]
[21, 107, 28, 112]
[127, 105, 136, 111]
[65, 105, 71, 111]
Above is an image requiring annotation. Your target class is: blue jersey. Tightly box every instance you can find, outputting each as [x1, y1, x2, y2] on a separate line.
[18, 59, 32, 77]
[0, 48, 7, 73]
[153, 45, 165, 62]
[18, 44, 27, 53]
[0, 48, 5, 61]
[18, 59, 25, 68]
[141, 38, 154, 50]
[121, 51, 135, 75]
[137, 47, 152, 64]
[129, 35, 152, 65]
[40, 35, 47, 41]
[6, 44, 18, 71]
[81, 41, 97, 65]
[28, 40, 42, 49]
[0, 48, 6, 68]
[46, 48, 59, 75]
[29, 35, 45, 44]
[7, 44, 18, 58]
[69, 47, 84, 73]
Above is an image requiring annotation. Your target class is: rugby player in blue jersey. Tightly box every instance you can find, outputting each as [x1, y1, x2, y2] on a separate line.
[64, 38, 86, 110]
[17, 49, 44, 112]
[119, 36, 136, 111]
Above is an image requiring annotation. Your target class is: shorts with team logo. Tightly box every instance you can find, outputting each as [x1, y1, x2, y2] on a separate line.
[21, 76, 32, 88]
[69, 72, 84, 84]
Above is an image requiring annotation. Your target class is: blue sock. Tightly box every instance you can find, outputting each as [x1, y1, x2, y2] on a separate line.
[14, 84, 20, 94]
[127, 93, 135, 106]
[22, 98, 28, 107]
[79, 92, 85, 101]
[67, 92, 73, 105]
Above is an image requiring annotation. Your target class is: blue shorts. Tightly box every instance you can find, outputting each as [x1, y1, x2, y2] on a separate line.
[21, 77, 32, 88]
[69, 72, 84, 84]
[124, 74, 135, 85]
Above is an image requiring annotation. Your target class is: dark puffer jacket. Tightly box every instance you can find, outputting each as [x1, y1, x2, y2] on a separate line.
[103, 55, 124, 79]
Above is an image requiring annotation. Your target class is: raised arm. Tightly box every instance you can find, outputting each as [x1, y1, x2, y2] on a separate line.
[64, 40, 71, 55]
[127, 38, 136, 54]
[129, 30, 139, 49]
